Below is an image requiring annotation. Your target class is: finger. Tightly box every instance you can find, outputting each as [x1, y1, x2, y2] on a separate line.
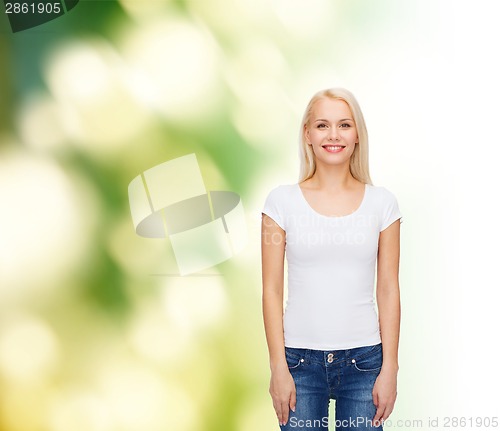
[373, 404, 385, 423]
[382, 404, 394, 421]
[274, 399, 286, 425]
[273, 401, 282, 425]
[281, 401, 290, 425]
[290, 390, 297, 413]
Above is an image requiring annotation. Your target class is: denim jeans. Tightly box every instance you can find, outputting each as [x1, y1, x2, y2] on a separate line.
[280, 343, 384, 431]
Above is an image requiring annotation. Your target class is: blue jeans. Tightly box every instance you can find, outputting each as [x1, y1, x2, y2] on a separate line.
[280, 343, 384, 431]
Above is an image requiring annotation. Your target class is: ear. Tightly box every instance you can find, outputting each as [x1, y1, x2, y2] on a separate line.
[304, 124, 311, 144]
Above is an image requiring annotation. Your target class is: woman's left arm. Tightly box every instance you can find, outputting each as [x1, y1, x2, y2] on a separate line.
[372, 218, 401, 424]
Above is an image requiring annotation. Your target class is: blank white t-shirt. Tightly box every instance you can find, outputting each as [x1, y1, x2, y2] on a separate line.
[261, 183, 402, 350]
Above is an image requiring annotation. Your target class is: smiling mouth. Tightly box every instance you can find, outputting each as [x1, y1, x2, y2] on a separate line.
[322, 145, 346, 152]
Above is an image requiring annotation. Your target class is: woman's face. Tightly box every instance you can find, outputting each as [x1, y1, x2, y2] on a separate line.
[305, 98, 358, 167]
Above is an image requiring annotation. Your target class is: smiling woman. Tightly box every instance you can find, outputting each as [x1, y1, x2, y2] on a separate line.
[261, 87, 402, 430]
[299, 88, 370, 186]
[307, 99, 357, 156]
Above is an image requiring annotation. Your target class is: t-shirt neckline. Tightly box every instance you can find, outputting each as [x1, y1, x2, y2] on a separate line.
[295, 183, 369, 219]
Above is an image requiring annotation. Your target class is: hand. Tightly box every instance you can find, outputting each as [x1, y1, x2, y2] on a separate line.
[269, 363, 296, 426]
[372, 368, 397, 425]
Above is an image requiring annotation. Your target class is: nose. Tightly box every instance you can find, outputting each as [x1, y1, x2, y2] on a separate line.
[328, 128, 340, 141]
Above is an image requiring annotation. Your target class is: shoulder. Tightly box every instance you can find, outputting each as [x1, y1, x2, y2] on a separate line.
[262, 183, 298, 230]
[368, 185, 402, 230]
[368, 184, 399, 202]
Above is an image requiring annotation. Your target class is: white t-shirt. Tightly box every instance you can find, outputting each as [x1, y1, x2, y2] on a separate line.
[261, 182, 402, 350]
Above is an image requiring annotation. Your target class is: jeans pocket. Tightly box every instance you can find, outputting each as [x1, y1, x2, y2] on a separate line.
[351, 344, 383, 372]
[285, 349, 305, 370]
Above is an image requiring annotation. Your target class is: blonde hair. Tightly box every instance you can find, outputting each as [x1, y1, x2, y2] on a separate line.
[298, 87, 372, 185]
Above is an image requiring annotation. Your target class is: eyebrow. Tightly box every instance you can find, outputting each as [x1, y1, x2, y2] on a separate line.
[314, 118, 354, 122]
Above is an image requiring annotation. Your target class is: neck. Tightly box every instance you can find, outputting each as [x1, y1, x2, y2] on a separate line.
[308, 162, 356, 190]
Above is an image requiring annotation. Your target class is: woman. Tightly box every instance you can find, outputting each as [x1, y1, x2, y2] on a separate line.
[261, 87, 402, 431]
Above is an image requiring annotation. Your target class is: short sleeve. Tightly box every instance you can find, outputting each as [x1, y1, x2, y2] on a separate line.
[261, 187, 285, 230]
[380, 188, 403, 232]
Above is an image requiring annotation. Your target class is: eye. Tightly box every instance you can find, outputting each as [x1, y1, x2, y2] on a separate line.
[317, 123, 328, 129]
[339, 123, 351, 128]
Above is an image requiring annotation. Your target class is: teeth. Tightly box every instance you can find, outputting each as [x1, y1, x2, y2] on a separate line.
[324, 146, 344, 150]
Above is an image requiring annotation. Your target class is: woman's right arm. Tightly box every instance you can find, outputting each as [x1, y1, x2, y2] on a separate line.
[261, 213, 296, 426]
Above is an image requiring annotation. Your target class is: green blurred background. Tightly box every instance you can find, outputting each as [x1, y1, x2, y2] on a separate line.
[1, 1, 499, 430]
